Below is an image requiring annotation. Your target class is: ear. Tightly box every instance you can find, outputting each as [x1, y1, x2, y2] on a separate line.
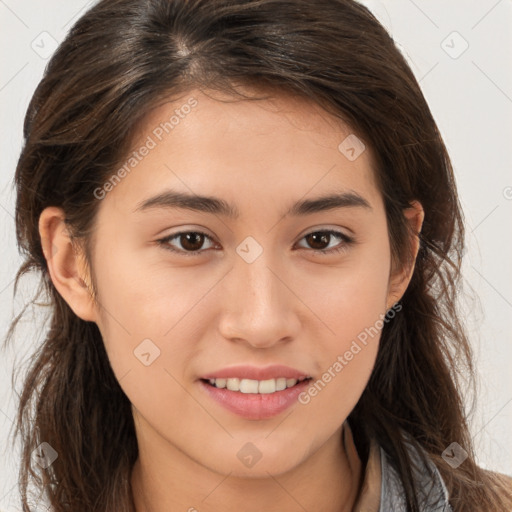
[386, 200, 424, 309]
[39, 206, 98, 322]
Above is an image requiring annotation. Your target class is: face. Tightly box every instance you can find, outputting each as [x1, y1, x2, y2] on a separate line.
[55, 87, 414, 478]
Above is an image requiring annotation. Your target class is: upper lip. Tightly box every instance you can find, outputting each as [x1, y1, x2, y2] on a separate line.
[201, 364, 310, 381]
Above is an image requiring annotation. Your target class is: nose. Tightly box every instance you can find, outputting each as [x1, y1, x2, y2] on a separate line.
[217, 252, 302, 349]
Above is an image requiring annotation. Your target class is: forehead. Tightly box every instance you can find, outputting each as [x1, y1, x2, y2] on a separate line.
[102, 87, 382, 216]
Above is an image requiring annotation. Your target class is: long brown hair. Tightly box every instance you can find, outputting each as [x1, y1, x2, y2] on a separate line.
[5, 0, 511, 510]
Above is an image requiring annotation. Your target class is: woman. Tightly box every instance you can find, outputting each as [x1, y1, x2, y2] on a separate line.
[6, 0, 511, 510]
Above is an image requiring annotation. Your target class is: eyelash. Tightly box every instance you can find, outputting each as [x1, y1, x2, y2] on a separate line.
[156, 229, 354, 257]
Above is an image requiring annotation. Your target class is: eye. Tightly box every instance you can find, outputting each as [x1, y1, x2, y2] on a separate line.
[157, 230, 218, 256]
[295, 229, 354, 256]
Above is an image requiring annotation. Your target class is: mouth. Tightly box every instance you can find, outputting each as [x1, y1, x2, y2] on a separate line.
[198, 366, 313, 420]
[201, 376, 312, 394]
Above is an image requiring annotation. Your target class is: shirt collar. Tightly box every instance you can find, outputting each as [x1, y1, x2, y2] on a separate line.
[343, 420, 452, 512]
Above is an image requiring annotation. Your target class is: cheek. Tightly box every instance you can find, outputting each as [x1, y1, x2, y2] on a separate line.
[297, 235, 390, 407]
[91, 259, 201, 437]
[94, 237, 216, 332]
[90, 238, 201, 390]
[307, 239, 391, 346]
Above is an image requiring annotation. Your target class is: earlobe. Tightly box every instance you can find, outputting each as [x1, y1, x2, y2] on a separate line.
[386, 200, 425, 309]
[39, 206, 98, 322]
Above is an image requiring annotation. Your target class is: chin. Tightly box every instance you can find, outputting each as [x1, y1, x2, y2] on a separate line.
[218, 459, 301, 479]
[200, 441, 309, 479]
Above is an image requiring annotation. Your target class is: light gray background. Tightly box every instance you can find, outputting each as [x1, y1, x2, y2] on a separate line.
[1, 0, 511, 509]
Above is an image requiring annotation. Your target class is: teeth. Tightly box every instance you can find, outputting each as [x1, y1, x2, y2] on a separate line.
[208, 377, 306, 393]
[258, 379, 276, 394]
[239, 379, 259, 393]
[215, 378, 227, 388]
[226, 378, 240, 391]
[276, 377, 287, 391]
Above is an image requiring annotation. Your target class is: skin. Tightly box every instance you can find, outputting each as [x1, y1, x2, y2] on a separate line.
[39, 86, 423, 512]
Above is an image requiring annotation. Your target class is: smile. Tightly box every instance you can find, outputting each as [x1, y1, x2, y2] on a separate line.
[205, 377, 310, 394]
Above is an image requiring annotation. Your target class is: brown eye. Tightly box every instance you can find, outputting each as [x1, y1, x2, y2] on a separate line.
[304, 232, 331, 250]
[296, 230, 354, 255]
[158, 231, 216, 256]
[179, 232, 206, 251]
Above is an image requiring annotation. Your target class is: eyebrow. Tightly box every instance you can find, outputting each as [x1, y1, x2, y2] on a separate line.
[134, 189, 372, 218]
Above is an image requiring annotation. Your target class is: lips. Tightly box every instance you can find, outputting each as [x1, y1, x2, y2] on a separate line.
[198, 365, 312, 420]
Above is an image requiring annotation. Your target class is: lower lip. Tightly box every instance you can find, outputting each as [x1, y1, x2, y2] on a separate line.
[199, 379, 311, 420]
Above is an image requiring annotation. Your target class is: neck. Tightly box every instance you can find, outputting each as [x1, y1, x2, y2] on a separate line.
[131, 422, 362, 512]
